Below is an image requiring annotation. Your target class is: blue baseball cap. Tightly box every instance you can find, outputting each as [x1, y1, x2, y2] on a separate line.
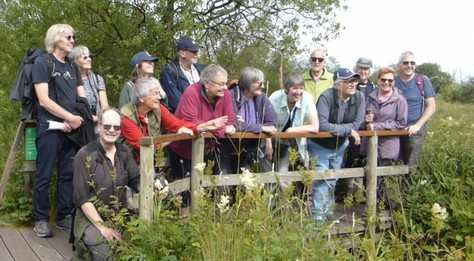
[129, 51, 158, 68]
[176, 36, 200, 52]
[333, 68, 360, 81]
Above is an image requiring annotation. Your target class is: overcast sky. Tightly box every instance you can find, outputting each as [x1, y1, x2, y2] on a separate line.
[301, 0, 473, 81]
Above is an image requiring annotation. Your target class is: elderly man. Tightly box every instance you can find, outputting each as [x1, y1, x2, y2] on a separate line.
[160, 36, 206, 112]
[354, 57, 376, 100]
[307, 68, 365, 221]
[72, 108, 139, 261]
[395, 51, 436, 166]
[32, 24, 86, 237]
[303, 48, 333, 101]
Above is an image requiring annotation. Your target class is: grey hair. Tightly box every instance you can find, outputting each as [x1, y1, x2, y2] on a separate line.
[44, 24, 74, 53]
[131, 77, 162, 104]
[239, 67, 264, 91]
[284, 73, 304, 90]
[98, 108, 122, 125]
[68, 45, 90, 64]
[398, 51, 415, 64]
[200, 64, 228, 85]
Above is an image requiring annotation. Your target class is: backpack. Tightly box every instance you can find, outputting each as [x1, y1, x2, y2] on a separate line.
[10, 48, 54, 121]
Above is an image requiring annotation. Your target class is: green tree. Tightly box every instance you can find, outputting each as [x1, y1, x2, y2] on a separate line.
[416, 62, 454, 93]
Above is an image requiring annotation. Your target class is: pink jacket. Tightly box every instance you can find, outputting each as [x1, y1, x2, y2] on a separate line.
[169, 83, 236, 159]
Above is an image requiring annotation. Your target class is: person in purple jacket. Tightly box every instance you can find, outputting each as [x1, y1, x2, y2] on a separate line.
[229, 67, 278, 172]
[364, 67, 408, 165]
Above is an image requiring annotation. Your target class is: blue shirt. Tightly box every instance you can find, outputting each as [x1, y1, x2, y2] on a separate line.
[395, 75, 436, 125]
[269, 89, 317, 159]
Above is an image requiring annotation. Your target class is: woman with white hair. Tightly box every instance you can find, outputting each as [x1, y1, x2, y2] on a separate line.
[69, 45, 109, 120]
[120, 77, 227, 162]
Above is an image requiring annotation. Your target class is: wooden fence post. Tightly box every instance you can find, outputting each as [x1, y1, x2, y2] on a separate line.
[366, 134, 378, 239]
[190, 136, 204, 214]
[139, 137, 155, 221]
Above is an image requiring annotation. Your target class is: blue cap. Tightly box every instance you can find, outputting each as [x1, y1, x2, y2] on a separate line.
[333, 68, 360, 81]
[129, 51, 158, 68]
[176, 36, 200, 52]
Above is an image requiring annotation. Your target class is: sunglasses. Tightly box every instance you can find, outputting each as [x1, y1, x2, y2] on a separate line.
[82, 55, 91, 60]
[66, 35, 75, 41]
[310, 57, 324, 63]
[380, 78, 394, 84]
[402, 61, 416, 66]
[344, 79, 359, 84]
[102, 124, 121, 131]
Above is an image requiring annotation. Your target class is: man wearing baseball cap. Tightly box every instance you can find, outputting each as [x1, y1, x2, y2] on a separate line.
[160, 36, 206, 112]
[307, 68, 365, 221]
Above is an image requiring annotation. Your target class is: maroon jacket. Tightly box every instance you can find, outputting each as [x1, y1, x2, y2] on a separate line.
[364, 88, 408, 160]
[169, 83, 236, 159]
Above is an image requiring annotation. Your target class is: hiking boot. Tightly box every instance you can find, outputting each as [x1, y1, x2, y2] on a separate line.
[34, 221, 53, 238]
[56, 214, 72, 230]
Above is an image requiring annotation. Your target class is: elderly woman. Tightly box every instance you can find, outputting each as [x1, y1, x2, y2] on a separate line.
[168, 64, 236, 179]
[119, 51, 167, 108]
[228, 67, 278, 172]
[68, 45, 108, 119]
[269, 73, 319, 172]
[365, 67, 408, 165]
[120, 77, 226, 162]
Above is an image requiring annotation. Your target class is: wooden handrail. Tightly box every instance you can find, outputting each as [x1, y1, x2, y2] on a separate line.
[144, 129, 410, 146]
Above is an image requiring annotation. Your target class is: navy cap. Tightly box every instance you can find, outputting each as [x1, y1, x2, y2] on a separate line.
[130, 51, 158, 68]
[176, 36, 200, 52]
[333, 68, 360, 81]
[356, 57, 373, 68]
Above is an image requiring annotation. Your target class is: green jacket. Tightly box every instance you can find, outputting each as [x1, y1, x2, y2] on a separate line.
[303, 69, 333, 102]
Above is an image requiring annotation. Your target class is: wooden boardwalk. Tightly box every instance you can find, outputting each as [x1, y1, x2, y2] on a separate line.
[0, 225, 72, 261]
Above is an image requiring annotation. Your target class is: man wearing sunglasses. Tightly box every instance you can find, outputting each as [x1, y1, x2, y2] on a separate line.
[72, 108, 139, 260]
[160, 36, 206, 112]
[307, 68, 365, 221]
[304, 48, 334, 101]
[395, 51, 436, 166]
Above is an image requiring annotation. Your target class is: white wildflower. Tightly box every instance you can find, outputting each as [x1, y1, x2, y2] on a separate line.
[420, 180, 427, 185]
[427, 131, 434, 137]
[194, 162, 206, 172]
[240, 168, 257, 190]
[431, 203, 448, 221]
[154, 178, 169, 196]
[447, 116, 453, 121]
[217, 195, 230, 213]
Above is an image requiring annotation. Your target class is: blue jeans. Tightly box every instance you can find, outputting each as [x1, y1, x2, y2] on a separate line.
[307, 139, 349, 221]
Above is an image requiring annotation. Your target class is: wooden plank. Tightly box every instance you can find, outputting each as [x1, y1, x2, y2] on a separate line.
[0, 226, 40, 261]
[0, 121, 24, 203]
[150, 130, 410, 146]
[19, 227, 63, 261]
[168, 177, 190, 195]
[46, 227, 72, 259]
[365, 135, 378, 241]
[377, 165, 409, 176]
[139, 137, 155, 221]
[0, 229, 14, 261]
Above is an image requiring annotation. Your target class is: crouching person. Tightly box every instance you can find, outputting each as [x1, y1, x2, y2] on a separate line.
[72, 108, 139, 261]
[308, 68, 365, 221]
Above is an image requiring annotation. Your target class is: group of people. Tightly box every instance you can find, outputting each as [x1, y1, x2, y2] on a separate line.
[30, 23, 436, 260]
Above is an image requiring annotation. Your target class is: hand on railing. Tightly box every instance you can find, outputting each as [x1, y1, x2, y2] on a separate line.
[350, 129, 361, 145]
[197, 116, 228, 132]
[177, 126, 194, 136]
[225, 125, 236, 135]
[261, 125, 277, 134]
[407, 124, 421, 136]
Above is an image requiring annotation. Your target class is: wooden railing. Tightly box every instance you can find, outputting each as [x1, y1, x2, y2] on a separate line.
[139, 130, 410, 238]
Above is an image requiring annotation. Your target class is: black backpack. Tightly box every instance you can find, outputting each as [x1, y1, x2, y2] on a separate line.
[10, 48, 54, 121]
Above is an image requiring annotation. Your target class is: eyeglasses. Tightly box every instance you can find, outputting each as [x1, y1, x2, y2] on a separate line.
[210, 80, 227, 87]
[310, 57, 324, 63]
[380, 78, 394, 84]
[66, 35, 75, 41]
[82, 55, 91, 60]
[102, 124, 121, 131]
[402, 61, 416, 66]
[344, 79, 359, 85]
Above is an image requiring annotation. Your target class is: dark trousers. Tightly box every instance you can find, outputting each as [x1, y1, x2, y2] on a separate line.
[34, 130, 76, 221]
[400, 124, 428, 166]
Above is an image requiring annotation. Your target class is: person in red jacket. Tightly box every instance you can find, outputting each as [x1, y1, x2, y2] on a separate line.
[168, 64, 237, 182]
[120, 77, 227, 162]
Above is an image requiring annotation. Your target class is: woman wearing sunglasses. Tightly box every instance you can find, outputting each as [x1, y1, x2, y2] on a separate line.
[364, 67, 408, 165]
[69, 45, 109, 121]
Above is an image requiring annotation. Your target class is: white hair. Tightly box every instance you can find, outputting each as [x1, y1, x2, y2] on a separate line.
[44, 24, 74, 53]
